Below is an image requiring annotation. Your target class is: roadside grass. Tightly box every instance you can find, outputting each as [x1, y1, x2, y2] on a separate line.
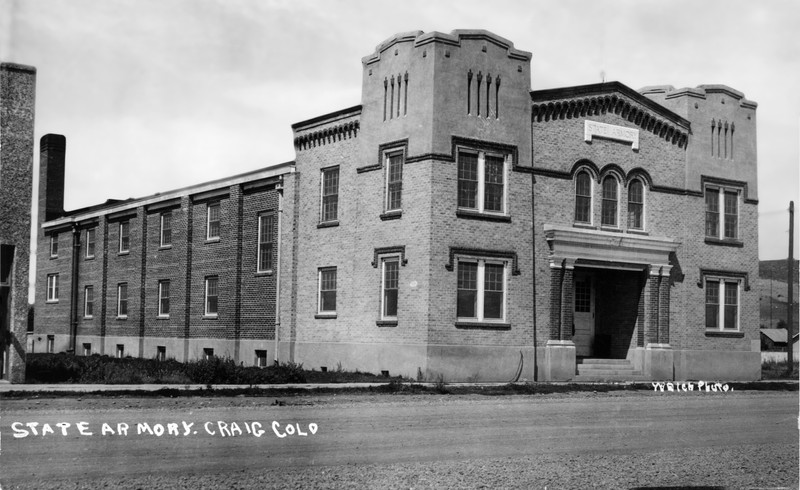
[25, 353, 401, 385]
[761, 359, 799, 380]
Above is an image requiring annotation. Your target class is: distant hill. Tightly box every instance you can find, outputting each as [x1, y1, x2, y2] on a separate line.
[760, 259, 800, 282]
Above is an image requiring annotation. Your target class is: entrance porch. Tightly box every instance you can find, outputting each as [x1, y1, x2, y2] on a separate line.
[542, 225, 680, 381]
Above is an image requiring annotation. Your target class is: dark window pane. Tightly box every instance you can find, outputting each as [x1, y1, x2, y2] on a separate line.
[601, 177, 617, 226]
[484, 156, 504, 212]
[457, 290, 476, 318]
[322, 168, 339, 222]
[724, 282, 738, 329]
[724, 192, 738, 239]
[705, 189, 719, 237]
[384, 289, 398, 317]
[705, 281, 719, 329]
[458, 153, 478, 209]
[483, 291, 503, 319]
[627, 181, 644, 229]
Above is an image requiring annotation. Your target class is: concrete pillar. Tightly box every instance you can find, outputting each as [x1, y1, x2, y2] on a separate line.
[560, 259, 575, 340]
[549, 260, 563, 341]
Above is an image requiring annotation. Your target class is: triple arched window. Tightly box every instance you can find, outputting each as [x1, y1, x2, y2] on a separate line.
[573, 169, 646, 231]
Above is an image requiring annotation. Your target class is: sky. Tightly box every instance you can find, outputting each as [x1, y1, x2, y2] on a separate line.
[2, 0, 798, 270]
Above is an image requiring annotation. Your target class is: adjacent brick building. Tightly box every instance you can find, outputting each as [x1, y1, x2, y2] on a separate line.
[33, 30, 761, 381]
[1, 62, 36, 383]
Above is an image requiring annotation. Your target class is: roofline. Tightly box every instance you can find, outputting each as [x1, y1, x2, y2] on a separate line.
[291, 105, 362, 131]
[44, 160, 295, 228]
[530, 81, 691, 129]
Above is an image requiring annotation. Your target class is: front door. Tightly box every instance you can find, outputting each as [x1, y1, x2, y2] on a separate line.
[573, 271, 595, 357]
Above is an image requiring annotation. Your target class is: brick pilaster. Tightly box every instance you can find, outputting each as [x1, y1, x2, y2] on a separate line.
[560, 259, 575, 341]
[658, 266, 672, 344]
[549, 260, 563, 340]
[646, 265, 660, 344]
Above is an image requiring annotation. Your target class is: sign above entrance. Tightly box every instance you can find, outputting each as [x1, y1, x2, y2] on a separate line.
[584, 120, 639, 150]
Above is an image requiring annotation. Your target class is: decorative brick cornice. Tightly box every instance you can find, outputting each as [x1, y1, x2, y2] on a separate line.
[294, 120, 360, 151]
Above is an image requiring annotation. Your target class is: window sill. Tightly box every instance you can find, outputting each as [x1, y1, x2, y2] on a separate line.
[85, 255, 95, 260]
[317, 220, 339, 229]
[456, 209, 511, 222]
[83, 316, 93, 320]
[315, 313, 337, 319]
[705, 330, 744, 338]
[376, 320, 398, 327]
[704, 237, 743, 247]
[255, 270, 274, 277]
[599, 226, 622, 233]
[626, 229, 648, 236]
[205, 237, 221, 244]
[572, 223, 596, 230]
[46, 300, 59, 304]
[159, 245, 172, 250]
[455, 321, 511, 330]
[116, 316, 127, 320]
[50, 255, 58, 260]
[157, 315, 170, 320]
[203, 314, 219, 319]
[118, 251, 130, 256]
[380, 210, 402, 221]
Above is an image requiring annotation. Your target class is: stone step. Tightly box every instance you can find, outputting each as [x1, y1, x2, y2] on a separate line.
[574, 373, 650, 382]
[578, 358, 632, 365]
[578, 363, 636, 371]
[576, 368, 643, 376]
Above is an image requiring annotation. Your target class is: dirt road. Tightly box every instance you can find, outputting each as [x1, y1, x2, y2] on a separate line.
[0, 390, 797, 488]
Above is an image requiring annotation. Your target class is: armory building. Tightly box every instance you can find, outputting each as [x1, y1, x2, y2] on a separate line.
[32, 30, 760, 381]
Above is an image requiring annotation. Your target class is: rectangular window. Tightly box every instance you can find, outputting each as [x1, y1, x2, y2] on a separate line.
[156, 346, 166, 362]
[207, 203, 220, 240]
[116, 344, 124, 358]
[160, 212, 172, 247]
[203, 348, 214, 360]
[627, 180, 645, 230]
[706, 187, 740, 241]
[158, 280, 170, 317]
[84, 286, 94, 318]
[574, 172, 592, 224]
[258, 214, 274, 272]
[382, 258, 399, 319]
[119, 221, 130, 253]
[601, 177, 618, 227]
[46, 274, 59, 302]
[386, 152, 403, 211]
[705, 278, 740, 331]
[47, 335, 54, 353]
[705, 188, 720, 237]
[457, 151, 506, 214]
[318, 268, 337, 314]
[83, 343, 92, 356]
[117, 283, 128, 318]
[321, 167, 339, 222]
[723, 191, 738, 239]
[457, 259, 506, 322]
[255, 349, 267, 367]
[85, 228, 96, 258]
[205, 276, 219, 316]
[50, 234, 58, 257]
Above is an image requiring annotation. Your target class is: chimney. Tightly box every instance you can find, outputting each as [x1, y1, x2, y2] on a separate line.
[39, 133, 66, 223]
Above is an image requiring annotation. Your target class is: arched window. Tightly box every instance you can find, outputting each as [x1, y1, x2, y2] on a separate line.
[574, 171, 592, 223]
[601, 176, 618, 227]
[627, 179, 645, 230]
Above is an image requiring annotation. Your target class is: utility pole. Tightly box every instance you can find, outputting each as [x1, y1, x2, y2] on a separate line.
[788, 201, 794, 374]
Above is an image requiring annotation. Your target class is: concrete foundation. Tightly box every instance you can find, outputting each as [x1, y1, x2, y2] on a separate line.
[674, 349, 761, 381]
[645, 343, 674, 380]
[544, 340, 576, 381]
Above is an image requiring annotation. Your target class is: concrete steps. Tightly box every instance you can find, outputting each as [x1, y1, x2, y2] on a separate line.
[574, 358, 648, 382]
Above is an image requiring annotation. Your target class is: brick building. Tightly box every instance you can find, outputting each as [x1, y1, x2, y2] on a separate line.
[33, 30, 761, 381]
[1, 62, 36, 383]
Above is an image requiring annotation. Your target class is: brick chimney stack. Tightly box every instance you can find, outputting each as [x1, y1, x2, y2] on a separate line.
[38, 133, 66, 223]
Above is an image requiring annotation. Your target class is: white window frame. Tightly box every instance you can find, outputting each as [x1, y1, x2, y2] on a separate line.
[627, 178, 646, 231]
[320, 166, 339, 223]
[160, 212, 172, 247]
[705, 186, 740, 241]
[704, 276, 741, 331]
[257, 214, 274, 272]
[46, 273, 59, 302]
[119, 221, 130, 253]
[207, 203, 221, 240]
[85, 228, 96, 258]
[49, 234, 58, 258]
[158, 280, 170, 317]
[317, 267, 337, 315]
[117, 283, 128, 318]
[600, 175, 620, 228]
[457, 149, 509, 215]
[255, 349, 268, 368]
[574, 170, 594, 225]
[205, 276, 219, 317]
[456, 257, 508, 323]
[380, 256, 400, 320]
[84, 285, 94, 318]
[384, 150, 404, 212]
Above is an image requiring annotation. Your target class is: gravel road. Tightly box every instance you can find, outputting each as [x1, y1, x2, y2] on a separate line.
[0, 390, 797, 489]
